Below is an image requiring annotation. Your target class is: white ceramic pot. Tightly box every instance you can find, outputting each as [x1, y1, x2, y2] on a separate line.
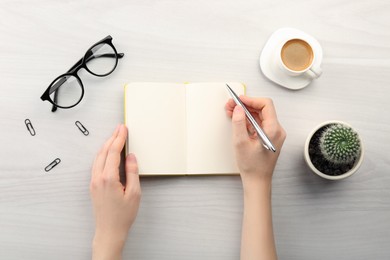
[304, 120, 364, 180]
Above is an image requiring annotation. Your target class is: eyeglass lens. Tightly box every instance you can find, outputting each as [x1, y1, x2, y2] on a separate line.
[85, 43, 117, 76]
[49, 75, 82, 108]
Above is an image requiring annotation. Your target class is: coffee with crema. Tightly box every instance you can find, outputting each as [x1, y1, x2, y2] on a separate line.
[281, 39, 313, 71]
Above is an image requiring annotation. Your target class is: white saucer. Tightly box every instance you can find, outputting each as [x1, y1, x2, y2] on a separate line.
[259, 28, 323, 90]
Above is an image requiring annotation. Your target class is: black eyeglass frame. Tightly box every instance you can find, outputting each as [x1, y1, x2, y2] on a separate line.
[40, 35, 124, 112]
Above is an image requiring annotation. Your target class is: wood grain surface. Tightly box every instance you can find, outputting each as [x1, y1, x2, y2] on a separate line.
[0, 0, 389, 259]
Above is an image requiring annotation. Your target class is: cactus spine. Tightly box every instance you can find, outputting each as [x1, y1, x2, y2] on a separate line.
[319, 124, 361, 164]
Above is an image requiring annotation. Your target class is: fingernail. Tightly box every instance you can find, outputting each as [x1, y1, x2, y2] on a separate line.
[128, 153, 137, 163]
[118, 124, 126, 134]
[233, 105, 243, 113]
[114, 124, 121, 133]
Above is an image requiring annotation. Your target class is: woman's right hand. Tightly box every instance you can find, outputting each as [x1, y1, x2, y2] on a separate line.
[225, 96, 286, 188]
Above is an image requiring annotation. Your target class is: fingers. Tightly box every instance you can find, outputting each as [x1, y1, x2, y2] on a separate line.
[125, 153, 141, 197]
[225, 98, 236, 118]
[92, 124, 121, 176]
[103, 125, 128, 179]
[231, 105, 250, 145]
[240, 96, 278, 122]
[240, 96, 286, 148]
[225, 96, 277, 120]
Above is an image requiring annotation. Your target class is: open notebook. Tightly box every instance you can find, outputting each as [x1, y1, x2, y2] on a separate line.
[124, 82, 245, 175]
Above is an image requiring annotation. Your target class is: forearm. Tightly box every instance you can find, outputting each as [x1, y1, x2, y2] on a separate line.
[240, 181, 277, 260]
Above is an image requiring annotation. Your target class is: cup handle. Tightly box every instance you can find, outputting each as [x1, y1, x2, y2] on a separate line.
[305, 65, 322, 79]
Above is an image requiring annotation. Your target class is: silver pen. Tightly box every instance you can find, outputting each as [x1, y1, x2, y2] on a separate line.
[226, 84, 276, 152]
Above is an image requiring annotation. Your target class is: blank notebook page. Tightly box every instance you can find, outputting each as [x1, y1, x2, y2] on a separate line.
[125, 83, 187, 174]
[185, 82, 245, 174]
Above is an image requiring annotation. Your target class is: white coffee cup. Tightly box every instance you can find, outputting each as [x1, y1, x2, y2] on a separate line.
[278, 38, 322, 79]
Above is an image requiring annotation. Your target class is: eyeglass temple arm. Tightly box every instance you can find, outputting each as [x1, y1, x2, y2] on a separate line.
[51, 77, 66, 112]
[50, 53, 124, 112]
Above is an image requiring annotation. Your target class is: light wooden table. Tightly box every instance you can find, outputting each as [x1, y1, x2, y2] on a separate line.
[1, 1, 389, 259]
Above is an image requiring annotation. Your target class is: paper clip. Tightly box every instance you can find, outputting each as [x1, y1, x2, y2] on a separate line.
[45, 158, 61, 172]
[25, 119, 36, 136]
[75, 121, 89, 136]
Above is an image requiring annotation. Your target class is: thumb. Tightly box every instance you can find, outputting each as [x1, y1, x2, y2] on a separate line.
[125, 153, 140, 196]
[231, 105, 249, 144]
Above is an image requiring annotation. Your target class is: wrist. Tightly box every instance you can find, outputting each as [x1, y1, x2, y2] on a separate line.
[241, 178, 272, 199]
[241, 172, 272, 189]
[92, 231, 127, 260]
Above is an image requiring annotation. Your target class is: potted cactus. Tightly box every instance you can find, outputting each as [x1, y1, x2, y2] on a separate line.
[304, 121, 364, 180]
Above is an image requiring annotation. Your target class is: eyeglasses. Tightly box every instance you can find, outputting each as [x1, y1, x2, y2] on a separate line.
[40, 35, 124, 112]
